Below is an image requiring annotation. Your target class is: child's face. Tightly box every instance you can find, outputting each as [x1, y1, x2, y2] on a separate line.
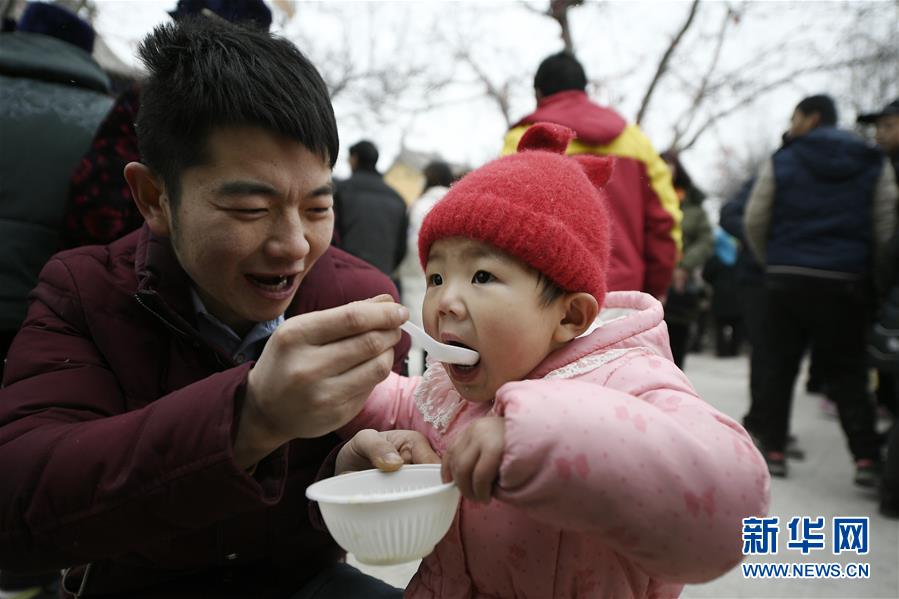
[423, 237, 566, 403]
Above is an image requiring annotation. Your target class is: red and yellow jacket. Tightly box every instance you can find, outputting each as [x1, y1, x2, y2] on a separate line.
[503, 90, 681, 298]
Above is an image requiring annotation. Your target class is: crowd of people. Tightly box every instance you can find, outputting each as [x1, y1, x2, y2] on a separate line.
[0, 1, 896, 597]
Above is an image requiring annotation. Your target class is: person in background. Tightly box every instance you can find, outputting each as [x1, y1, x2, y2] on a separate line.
[334, 140, 409, 281]
[0, 17, 435, 598]
[858, 98, 899, 179]
[0, 1, 112, 383]
[503, 51, 681, 300]
[395, 160, 454, 375]
[745, 94, 898, 483]
[0, 2, 109, 583]
[0, 3, 114, 595]
[858, 100, 899, 420]
[720, 175, 807, 464]
[858, 98, 899, 519]
[720, 178, 766, 431]
[659, 150, 713, 368]
[60, 0, 273, 251]
[702, 228, 744, 357]
[868, 225, 899, 519]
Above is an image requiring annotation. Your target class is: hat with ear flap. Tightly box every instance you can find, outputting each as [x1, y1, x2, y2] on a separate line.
[418, 122, 614, 306]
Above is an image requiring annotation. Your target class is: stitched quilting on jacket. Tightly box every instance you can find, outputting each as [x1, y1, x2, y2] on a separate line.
[344, 291, 770, 598]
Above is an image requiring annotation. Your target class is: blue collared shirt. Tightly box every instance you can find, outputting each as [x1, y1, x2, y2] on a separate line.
[190, 288, 284, 364]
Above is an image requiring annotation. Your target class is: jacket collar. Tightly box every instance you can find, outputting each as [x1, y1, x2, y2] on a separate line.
[528, 291, 666, 379]
[514, 90, 627, 146]
[415, 291, 667, 433]
[133, 225, 202, 342]
[134, 225, 193, 312]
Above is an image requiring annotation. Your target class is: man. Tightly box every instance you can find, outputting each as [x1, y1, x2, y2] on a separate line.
[0, 17, 434, 598]
[658, 150, 713, 368]
[858, 98, 899, 179]
[334, 140, 408, 280]
[745, 94, 898, 484]
[858, 98, 899, 518]
[0, 1, 113, 379]
[503, 51, 681, 299]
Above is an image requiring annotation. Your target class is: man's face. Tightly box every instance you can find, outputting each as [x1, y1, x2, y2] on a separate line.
[166, 126, 334, 335]
[874, 115, 899, 156]
[788, 109, 818, 139]
[422, 238, 565, 403]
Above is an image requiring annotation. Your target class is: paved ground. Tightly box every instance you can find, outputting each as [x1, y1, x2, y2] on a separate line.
[351, 351, 899, 598]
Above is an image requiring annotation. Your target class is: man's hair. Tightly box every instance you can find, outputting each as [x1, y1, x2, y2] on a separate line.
[423, 160, 453, 190]
[660, 150, 694, 191]
[534, 51, 587, 97]
[795, 94, 838, 127]
[135, 17, 338, 205]
[350, 140, 379, 171]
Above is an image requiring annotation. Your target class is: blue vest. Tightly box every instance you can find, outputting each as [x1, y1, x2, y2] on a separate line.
[768, 127, 884, 276]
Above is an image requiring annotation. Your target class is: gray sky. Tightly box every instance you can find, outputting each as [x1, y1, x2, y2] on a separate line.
[92, 0, 896, 195]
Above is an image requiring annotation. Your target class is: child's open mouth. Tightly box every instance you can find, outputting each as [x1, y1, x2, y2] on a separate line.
[445, 340, 481, 381]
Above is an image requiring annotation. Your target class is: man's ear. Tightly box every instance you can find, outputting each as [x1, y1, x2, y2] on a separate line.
[807, 112, 822, 130]
[124, 162, 172, 237]
[553, 292, 600, 344]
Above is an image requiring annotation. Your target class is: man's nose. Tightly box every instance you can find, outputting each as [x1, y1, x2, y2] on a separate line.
[265, 215, 310, 261]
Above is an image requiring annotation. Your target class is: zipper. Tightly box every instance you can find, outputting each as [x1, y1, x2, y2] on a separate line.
[133, 293, 192, 341]
[134, 293, 234, 367]
[61, 563, 92, 598]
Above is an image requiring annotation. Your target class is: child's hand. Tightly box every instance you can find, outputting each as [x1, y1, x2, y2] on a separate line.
[336, 429, 439, 475]
[441, 416, 505, 503]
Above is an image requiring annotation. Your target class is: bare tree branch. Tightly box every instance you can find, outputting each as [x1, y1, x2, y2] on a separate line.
[522, 0, 584, 53]
[678, 53, 888, 151]
[669, 3, 737, 149]
[635, 0, 700, 125]
[548, 0, 584, 54]
[288, 5, 462, 126]
[456, 48, 515, 127]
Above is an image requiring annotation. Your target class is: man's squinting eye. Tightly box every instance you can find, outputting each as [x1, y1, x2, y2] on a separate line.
[428, 273, 443, 286]
[306, 206, 332, 216]
[472, 270, 495, 284]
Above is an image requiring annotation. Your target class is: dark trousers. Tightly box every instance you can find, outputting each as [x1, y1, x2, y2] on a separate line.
[713, 316, 744, 357]
[667, 320, 689, 368]
[883, 420, 899, 510]
[291, 563, 402, 599]
[757, 276, 879, 460]
[740, 282, 768, 435]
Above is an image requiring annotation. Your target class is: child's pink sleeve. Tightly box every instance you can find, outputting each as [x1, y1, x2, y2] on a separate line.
[492, 351, 770, 583]
[337, 372, 421, 439]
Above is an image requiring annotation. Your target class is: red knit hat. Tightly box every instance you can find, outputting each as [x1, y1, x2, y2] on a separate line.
[418, 122, 614, 306]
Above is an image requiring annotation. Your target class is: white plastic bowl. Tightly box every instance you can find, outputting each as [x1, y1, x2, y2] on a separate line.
[305, 464, 460, 565]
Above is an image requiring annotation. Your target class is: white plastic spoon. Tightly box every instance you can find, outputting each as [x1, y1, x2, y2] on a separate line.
[400, 321, 480, 366]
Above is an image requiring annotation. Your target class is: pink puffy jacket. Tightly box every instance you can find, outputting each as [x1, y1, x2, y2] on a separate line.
[344, 291, 770, 598]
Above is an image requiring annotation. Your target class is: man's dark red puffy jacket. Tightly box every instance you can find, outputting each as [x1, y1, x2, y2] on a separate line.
[0, 225, 409, 598]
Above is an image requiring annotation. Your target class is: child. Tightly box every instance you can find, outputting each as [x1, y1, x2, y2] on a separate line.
[340, 123, 770, 598]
